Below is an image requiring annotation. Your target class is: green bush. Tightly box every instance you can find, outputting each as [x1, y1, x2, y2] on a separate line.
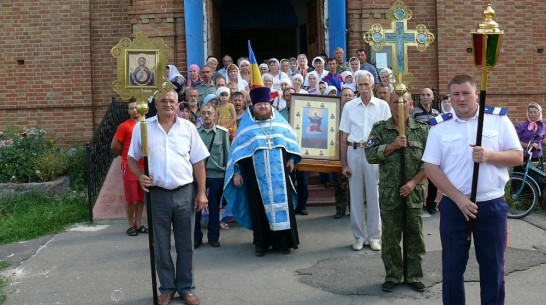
[0, 128, 84, 184]
[66, 147, 88, 191]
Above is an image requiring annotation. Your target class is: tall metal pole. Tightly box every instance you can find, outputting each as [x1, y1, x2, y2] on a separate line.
[468, 2, 504, 241]
[138, 99, 158, 305]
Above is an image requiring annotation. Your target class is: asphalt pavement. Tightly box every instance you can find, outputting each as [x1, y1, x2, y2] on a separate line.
[1, 206, 545, 305]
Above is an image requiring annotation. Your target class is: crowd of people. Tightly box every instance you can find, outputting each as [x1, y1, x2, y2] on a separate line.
[111, 44, 533, 305]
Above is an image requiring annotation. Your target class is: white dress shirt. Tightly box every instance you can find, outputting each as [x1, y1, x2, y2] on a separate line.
[128, 116, 209, 190]
[422, 110, 522, 201]
[339, 96, 391, 143]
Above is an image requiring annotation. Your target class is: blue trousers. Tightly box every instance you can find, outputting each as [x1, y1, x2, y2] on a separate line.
[194, 178, 223, 242]
[439, 196, 507, 305]
[150, 184, 195, 295]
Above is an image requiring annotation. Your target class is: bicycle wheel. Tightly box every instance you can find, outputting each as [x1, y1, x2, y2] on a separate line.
[505, 175, 539, 219]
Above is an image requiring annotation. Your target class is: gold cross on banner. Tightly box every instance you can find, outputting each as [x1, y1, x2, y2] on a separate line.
[364, 0, 434, 86]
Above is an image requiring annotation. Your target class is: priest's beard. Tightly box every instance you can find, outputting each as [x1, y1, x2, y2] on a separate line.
[254, 108, 273, 121]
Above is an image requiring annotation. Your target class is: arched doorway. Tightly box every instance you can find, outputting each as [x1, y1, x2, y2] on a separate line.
[208, 0, 325, 62]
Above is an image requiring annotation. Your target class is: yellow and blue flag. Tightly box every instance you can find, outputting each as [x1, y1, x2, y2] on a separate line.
[248, 41, 264, 89]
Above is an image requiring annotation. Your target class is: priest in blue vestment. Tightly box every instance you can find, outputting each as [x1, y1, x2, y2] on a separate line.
[224, 42, 302, 256]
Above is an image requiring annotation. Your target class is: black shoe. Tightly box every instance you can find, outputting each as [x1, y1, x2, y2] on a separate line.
[194, 240, 203, 249]
[279, 248, 290, 254]
[296, 209, 308, 216]
[334, 212, 344, 219]
[409, 281, 425, 292]
[209, 240, 221, 248]
[427, 202, 438, 215]
[382, 281, 397, 292]
[255, 246, 266, 257]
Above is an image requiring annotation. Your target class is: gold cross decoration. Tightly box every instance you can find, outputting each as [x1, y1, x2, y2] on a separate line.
[364, 0, 434, 135]
[364, 0, 434, 90]
[266, 139, 273, 149]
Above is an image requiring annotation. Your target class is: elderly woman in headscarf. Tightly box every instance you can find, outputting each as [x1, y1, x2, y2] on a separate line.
[304, 56, 328, 87]
[268, 58, 290, 91]
[305, 71, 320, 95]
[167, 64, 186, 93]
[226, 63, 249, 92]
[186, 64, 202, 87]
[378, 68, 395, 93]
[238, 59, 251, 84]
[515, 102, 546, 161]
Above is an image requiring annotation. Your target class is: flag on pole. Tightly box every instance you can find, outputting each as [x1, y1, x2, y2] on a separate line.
[248, 41, 264, 88]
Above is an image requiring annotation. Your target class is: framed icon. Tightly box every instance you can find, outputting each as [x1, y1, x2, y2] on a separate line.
[289, 93, 341, 161]
[126, 51, 158, 88]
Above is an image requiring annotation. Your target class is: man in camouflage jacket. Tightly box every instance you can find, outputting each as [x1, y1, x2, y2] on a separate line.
[364, 92, 428, 292]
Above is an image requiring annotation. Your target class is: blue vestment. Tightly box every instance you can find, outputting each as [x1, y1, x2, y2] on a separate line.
[223, 108, 302, 230]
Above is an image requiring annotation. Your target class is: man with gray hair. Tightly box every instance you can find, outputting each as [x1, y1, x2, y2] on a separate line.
[339, 70, 391, 251]
[194, 104, 230, 249]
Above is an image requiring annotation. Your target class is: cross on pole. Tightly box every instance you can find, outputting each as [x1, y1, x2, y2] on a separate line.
[363, 0, 434, 285]
[364, 0, 435, 103]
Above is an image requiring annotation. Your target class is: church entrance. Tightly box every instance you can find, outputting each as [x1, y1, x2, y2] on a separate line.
[208, 0, 324, 62]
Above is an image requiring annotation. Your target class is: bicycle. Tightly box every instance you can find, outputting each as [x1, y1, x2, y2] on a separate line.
[505, 138, 545, 219]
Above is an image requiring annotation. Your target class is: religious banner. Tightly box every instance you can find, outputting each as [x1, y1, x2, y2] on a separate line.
[289, 94, 341, 173]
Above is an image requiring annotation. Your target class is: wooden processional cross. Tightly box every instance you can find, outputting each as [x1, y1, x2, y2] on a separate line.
[363, 0, 435, 283]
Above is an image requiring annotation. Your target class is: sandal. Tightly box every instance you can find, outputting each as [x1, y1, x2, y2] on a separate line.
[220, 221, 230, 230]
[136, 225, 149, 233]
[126, 227, 138, 236]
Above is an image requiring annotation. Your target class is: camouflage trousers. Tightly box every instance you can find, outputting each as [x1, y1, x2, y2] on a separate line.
[380, 207, 425, 283]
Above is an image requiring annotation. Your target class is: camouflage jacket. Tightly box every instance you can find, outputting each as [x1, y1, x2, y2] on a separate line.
[364, 117, 428, 208]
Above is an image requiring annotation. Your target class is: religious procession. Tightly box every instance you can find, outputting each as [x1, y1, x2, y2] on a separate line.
[2, 1, 544, 305]
[105, 1, 532, 303]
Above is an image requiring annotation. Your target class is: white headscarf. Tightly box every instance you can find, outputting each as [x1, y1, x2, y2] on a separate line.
[348, 57, 360, 74]
[167, 65, 185, 82]
[324, 86, 338, 96]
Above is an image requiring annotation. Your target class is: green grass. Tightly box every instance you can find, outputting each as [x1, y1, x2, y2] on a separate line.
[0, 261, 10, 304]
[0, 190, 89, 245]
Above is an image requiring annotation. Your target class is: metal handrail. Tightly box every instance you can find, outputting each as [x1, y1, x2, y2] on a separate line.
[86, 97, 129, 222]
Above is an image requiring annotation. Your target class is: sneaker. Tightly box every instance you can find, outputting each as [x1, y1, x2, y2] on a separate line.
[409, 281, 425, 292]
[382, 281, 397, 292]
[370, 241, 381, 251]
[421, 210, 431, 218]
[352, 240, 364, 251]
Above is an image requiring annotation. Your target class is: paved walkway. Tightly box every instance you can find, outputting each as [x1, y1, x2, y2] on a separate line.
[1, 207, 545, 305]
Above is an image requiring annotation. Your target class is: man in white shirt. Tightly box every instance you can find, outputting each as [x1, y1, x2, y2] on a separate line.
[422, 74, 522, 305]
[339, 71, 391, 251]
[128, 90, 209, 305]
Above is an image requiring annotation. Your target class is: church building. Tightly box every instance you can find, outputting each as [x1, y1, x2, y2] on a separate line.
[0, 0, 544, 142]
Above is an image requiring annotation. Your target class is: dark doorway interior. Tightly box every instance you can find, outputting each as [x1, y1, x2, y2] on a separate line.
[214, 0, 310, 61]
[220, 29, 297, 63]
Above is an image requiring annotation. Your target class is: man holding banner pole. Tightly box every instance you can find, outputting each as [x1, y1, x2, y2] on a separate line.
[423, 75, 522, 304]
[128, 89, 209, 305]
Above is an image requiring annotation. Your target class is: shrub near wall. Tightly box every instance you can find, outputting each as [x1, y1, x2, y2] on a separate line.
[0, 128, 73, 183]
